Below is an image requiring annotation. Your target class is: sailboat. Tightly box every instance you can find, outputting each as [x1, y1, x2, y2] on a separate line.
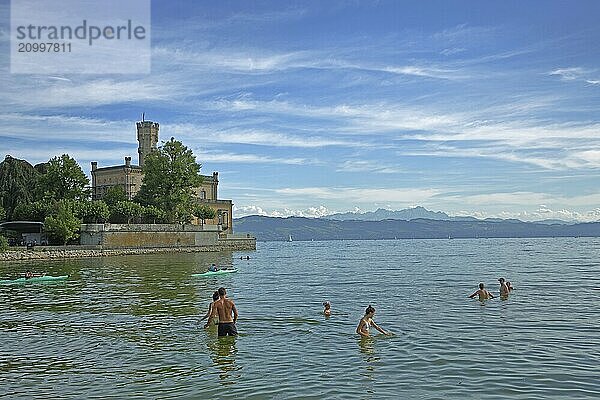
[288, 234, 293, 242]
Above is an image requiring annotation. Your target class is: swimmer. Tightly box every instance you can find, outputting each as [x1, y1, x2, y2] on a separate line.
[200, 291, 220, 328]
[24, 270, 44, 279]
[356, 305, 390, 337]
[498, 278, 509, 296]
[323, 301, 331, 316]
[469, 283, 495, 300]
[208, 264, 219, 272]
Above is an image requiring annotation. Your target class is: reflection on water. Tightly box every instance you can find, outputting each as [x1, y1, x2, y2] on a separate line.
[207, 335, 241, 385]
[358, 337, 379, 394]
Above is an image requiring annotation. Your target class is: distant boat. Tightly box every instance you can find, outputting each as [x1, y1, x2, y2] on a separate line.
[288, 235, 293, 242]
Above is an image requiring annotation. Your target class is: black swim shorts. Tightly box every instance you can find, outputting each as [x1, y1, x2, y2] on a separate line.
[218, 322, 238, 336]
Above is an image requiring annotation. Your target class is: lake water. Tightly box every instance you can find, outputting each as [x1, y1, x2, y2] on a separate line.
[1, 238, 599, 399]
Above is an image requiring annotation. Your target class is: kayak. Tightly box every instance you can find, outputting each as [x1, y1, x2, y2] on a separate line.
[0, 275, 69, 285]
[192, 269, 237, 277]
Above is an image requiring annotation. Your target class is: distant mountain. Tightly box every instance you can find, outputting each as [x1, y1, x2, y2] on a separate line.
[534, 219, 577, 225]
[323, 206, 455, 221]
[234, 215, 600, 242]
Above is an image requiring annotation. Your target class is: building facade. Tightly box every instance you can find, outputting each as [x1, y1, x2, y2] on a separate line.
[91, 119, 234, 233]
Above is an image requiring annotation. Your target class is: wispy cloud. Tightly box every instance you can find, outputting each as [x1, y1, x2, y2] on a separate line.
[194, 151, 316, 166]
[276, 187, 442, 204]
[549, 67, 588, 80]
[549, 67, 599, 85]
[336, 159, 403, 174]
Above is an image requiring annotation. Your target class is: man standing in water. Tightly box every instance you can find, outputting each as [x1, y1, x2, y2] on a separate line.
[215, 287, 238, 336]
[469, 283, 495, 300]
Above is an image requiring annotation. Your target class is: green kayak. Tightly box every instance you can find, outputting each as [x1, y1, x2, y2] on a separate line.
[192, 269, 237, 277]
[0, 275, 69, 285]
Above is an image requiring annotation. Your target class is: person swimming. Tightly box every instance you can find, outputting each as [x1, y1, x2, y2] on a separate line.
[200, 291, 221, 329]
[208, 264, 219, 272]
[356, 305, 390, 337]
[498, 278, 510, 296]
[469, 283, 495, 300]
[323, 301, 331, 317]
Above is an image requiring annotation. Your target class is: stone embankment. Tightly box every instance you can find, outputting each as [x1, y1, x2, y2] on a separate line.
[0, 239, 255, 262]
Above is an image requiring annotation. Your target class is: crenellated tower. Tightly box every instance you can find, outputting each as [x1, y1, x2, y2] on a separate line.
[136, 117, 159, 167]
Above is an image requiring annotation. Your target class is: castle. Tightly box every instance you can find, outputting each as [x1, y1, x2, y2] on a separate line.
[90, 118, 233, 233]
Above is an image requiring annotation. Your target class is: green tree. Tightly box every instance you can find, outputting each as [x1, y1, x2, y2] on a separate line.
[37, 154, 90, 201]
[142, 205, 167, 224]
[44, 201, 81, 245]
[135, 138, 202, 223]
[12, 200, 53, 222]
[110, 201, 143, 224]
[193, 204, 217, 225]
[0, 155, 40, 220]
[0, 205, 5, 221]
[102, 186, 128, 207]
[76, 200, 110, 223]
[0, 235, 8, 253]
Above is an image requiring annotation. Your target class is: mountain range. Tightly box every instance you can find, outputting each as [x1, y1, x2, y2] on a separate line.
[233, 207, 598, 241]
[323, 206, 576, 224]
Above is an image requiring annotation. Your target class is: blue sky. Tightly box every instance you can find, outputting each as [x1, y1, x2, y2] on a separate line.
[1, 1, 600, 221]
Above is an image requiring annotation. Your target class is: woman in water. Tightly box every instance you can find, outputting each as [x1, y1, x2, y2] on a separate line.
[200, 291, 220, 328]
[356, 305, 390, 337]
[323, 301, 331, 317]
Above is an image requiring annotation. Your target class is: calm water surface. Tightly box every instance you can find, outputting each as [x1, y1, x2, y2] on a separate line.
[1, 238, 599, 399]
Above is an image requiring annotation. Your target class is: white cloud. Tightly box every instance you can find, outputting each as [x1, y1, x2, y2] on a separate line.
[166, 123, 360, 148]
[233, 204, 331, 218]
[336, 159, 402, 174]
[549, 67, 587, 81]
[195, 151, 315, 165]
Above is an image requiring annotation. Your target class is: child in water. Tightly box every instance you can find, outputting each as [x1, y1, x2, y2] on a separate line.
[356, 305, 390, 337]
[323, 301, 331, 316]
[469, 283, 495, 300]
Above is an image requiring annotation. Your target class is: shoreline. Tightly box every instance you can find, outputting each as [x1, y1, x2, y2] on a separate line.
[0, 241, 255, 262]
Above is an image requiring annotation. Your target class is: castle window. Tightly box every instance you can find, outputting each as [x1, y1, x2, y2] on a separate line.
[200, 190, 206, 199]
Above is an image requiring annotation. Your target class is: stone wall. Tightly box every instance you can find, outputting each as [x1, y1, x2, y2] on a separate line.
[80, 223, 223, 248]
[0, 237, 256, 262]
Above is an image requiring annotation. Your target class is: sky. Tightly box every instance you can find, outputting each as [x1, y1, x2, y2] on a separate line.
[1, 0, 599, 222]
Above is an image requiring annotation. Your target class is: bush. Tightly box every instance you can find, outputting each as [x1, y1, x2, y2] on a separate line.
[44, 202, 81, 245]
[0, 235, 8, 252]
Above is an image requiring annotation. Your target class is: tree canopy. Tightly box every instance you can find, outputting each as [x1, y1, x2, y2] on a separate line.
[0, 155, 39, 220]
[44, 201, 82, 245]
[37, 154, 90, 201]
[194, 204, 217, 224]
[135, 138, 202, 223]
[102, 185, 128, 206]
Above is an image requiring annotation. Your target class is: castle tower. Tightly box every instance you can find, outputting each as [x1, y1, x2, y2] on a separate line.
[136, 117, 159, 167]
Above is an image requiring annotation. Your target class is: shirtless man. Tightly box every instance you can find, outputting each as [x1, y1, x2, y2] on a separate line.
[498, 278, 510, 296]
[469, 283, 495, 300]
[214, 287, 238, 336]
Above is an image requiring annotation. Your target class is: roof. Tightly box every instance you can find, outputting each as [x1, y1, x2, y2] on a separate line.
[94, 165, 143, 172]
[0, 221, 44, 232]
